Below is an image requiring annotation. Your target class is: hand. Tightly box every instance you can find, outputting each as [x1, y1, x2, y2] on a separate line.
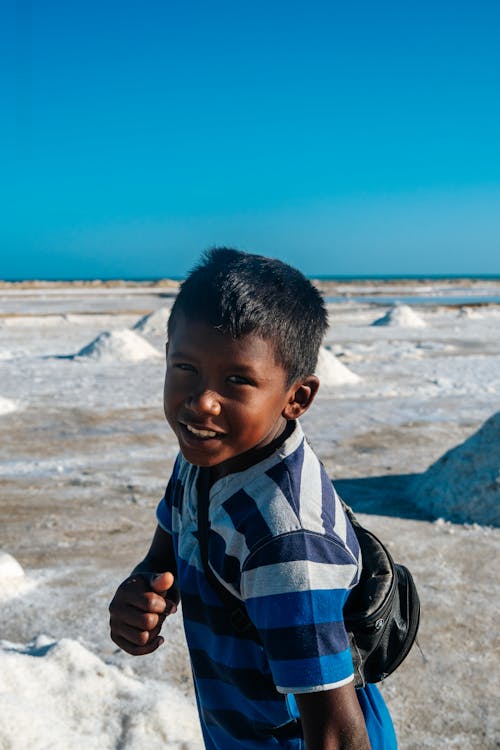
[109, 571, 177, 656]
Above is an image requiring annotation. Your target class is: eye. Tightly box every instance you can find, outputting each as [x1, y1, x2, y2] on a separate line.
[227, 374, 252, 385]
[173, 362, 197, 373]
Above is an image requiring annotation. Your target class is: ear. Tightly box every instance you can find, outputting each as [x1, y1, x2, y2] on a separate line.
[282, 375, 320, 420]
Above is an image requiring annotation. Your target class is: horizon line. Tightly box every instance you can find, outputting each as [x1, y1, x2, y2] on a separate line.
[2, 273, 500, 284]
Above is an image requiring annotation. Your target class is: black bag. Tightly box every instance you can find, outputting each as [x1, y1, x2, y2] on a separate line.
[340, 502, 421, 687]
[197, 470, 420, 688]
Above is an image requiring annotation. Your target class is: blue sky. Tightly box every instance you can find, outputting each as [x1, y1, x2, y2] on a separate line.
[1, 0, 499, 279]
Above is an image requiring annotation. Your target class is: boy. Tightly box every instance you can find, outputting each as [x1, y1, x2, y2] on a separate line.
[109, 248, 397, 750]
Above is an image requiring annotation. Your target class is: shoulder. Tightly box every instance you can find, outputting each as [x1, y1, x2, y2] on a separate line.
[213, 431, 358, 554]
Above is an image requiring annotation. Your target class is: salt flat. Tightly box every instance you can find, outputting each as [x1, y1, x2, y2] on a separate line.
[1, 282, 499, 749]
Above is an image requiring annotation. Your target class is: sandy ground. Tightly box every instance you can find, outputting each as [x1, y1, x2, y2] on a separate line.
[1, 281, 499, 749]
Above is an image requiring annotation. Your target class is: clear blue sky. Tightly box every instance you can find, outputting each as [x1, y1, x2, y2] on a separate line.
[1, 0, 499, 279]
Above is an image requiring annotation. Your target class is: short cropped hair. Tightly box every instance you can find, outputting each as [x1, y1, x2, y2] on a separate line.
[168, 247, 328, 385]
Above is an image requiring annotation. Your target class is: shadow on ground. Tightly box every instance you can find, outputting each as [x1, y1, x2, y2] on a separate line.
[333, 473, 433, 521]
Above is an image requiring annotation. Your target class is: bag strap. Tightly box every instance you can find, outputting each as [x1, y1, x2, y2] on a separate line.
[338, 495, 361, 529]
[170, 455, 180, 491]
[197, 468, 259, 637]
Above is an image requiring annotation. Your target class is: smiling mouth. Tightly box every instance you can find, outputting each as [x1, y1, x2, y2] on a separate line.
[185, 424, 220, 439]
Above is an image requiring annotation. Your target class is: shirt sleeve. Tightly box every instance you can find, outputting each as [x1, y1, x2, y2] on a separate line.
[240, 529, 357, 694]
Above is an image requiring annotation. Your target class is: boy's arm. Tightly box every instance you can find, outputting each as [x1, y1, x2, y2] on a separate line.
[109, 525, 178, 656]
[295, 683, 371, 750]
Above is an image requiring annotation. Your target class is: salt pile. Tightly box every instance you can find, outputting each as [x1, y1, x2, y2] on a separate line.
[458, 306, 483, 319]
[75, 329, 161, 362]
[0, 552, 24, 582]
[0, 636, 202, 750]
[0, 552, 33, 600]
[0, 396, 18, 415]
[315, 346, 360, 386]
[133, 307, 171, 336]
[372, 304, 426, 327]
[412, 411, 500, 526]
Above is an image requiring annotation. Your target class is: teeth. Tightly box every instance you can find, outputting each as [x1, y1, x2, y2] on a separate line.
[186, 424, 217, 438]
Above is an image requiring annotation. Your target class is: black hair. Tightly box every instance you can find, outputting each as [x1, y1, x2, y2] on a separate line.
[168, 247, 328, 385]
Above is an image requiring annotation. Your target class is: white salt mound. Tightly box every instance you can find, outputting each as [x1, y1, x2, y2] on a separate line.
[0, 552, 34, 601]
[0, 636, 202, 750]
[0, 396, 18, 415]
[412, 411, 500, 526]
[372, 304, 426, 328]
[76, 329, 161, 362]
[458, 306, 483, 319]
[133, 307, 171, 335]
[315, 347, 360, 386]
[0, 552, 24, 579]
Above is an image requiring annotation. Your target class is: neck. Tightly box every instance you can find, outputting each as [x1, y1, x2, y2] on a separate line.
[208, 420, 296, 484]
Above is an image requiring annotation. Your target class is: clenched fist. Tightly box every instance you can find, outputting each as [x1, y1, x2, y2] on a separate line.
[109, 571, 178, 656]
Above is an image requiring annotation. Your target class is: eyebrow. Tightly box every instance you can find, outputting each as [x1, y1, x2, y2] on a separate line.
[168, 349, 263, 375]
[167, 348, 193, 359]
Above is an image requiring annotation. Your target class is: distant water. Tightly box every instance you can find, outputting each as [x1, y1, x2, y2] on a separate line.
[316, 275, 500, 307]
[325, 294, 500, 306]
[313, 274, 500, 281]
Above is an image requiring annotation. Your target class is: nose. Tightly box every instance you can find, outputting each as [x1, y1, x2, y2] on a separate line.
[188, 389, 221, 416]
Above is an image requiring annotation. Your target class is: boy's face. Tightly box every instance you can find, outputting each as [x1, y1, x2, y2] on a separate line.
[164, 315, 303, 471]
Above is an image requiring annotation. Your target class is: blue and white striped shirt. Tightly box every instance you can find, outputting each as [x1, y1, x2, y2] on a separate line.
[157, 421, 396, 750]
